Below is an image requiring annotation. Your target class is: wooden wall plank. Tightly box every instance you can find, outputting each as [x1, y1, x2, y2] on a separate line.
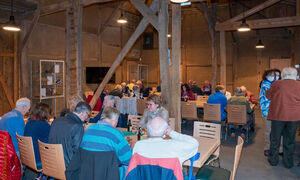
[220, 31, 226, 87]
[14, 33, 18, 102]
[0, 73, 14, 109]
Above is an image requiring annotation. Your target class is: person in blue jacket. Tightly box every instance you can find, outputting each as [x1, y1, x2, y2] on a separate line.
[207, 85, 227, 121]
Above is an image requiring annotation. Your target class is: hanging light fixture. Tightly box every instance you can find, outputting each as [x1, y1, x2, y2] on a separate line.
[255, 39, 265, 49]
[117, 12, 128, 24]
[167, 34, 171, 38]
[237, 19, 250, 32]
[170, 0, 189, 3]
[3, 0, 20, 32]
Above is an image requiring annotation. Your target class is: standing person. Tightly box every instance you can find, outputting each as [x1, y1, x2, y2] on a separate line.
[0, 97, 31, 155]
[259, 69, 280, 156]
[266, 67, 300, 168]
[48, 102, 91, 168]
[139, 94, 169, 129]
[202, 80, 212, 95]
[181, 83, 195, 101]
[23, 102, 51, 179]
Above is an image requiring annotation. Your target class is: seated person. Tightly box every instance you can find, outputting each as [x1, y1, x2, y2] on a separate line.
[207, 85, 228, 121]
[89, 95, 126, 127]
[61, 94, 84, 117]
[202, 80, 212, 95]
[81, 107, 132, 179]
[133, 116, 198, 166]
[127, 79, 136, 92]
[181, 83, 195, 101]
[136, 80, 145, 97]
[109, 85, 123, 98]
[49, 102, 91, 168]
[121, 82, 130, 96]
[190, 81, 203, 95]
[227, 87, 254, 138]
[139, 94, 169, 129]
[23, 102, 51, 179]
[240, 86, 258, 105]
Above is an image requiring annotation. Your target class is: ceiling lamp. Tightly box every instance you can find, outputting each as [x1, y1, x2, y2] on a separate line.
[167, 34, 171, 38]
[3, 0, 20, 32]
[255, 39, 265, 49]
[117, 13, 128, 24]
[237, 19, 250, 32]
[170, 0, 189, 3]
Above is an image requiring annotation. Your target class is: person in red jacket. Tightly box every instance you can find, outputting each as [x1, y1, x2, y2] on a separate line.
[266, 67, 300, 168]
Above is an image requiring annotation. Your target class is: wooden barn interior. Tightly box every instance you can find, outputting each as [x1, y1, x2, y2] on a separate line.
[0, 0, 299, 179]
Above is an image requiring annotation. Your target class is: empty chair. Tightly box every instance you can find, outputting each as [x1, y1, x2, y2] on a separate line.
[128, 115, 142, 131]
[181, 101, 198, 120]
[38, 140, 66, 180]
[194, 121, 221, 166]
[16, 133, 42, 172]
[196, 136, 244, 180]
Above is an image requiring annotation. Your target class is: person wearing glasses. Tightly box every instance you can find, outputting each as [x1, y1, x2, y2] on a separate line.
[139, 94, 169, 129]
[48, 102, 91, 168]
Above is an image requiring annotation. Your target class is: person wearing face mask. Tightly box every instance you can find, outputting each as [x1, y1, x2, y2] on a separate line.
[259, 69, 281, 157]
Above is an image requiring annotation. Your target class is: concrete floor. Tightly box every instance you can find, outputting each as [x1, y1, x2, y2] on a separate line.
[182, 111, 300, 180]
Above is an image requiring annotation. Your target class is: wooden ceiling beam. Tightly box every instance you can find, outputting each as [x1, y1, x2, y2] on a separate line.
[216, 16, 300, 31]
[130, 0, 158, 30]
[223, 0, 282, 23]
[0, 53, 14, 57]
[40, 0, 118, 16]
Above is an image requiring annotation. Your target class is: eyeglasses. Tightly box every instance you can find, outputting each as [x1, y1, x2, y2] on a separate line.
[146, 103, 155, 107]
[85, 111, 90, 118]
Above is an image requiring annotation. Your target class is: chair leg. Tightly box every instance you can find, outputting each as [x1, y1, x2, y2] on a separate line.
[217, 158, 221, 168]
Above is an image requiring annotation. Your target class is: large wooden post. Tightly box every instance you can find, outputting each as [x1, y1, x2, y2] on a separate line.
[297, 0, 300, 71]
[66, 8, 71, 106]
[171, 3, 181, 132]
[20, 23, 30, 98]
[158, 0, 172, 114]
[89, 2, 157, 108]
[220, 31, 226, 87]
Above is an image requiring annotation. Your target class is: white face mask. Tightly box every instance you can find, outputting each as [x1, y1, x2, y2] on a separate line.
[274, 76, 280, 81]
[266, 76, 275, 82]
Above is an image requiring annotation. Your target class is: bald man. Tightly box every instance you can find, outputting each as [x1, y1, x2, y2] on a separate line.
[133, 117, 198, 165]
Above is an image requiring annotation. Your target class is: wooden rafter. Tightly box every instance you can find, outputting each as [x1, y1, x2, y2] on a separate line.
[216, 16, 300, 31]
[130, 0, 158, 30]
[223, 0, 282, 23]
[89, 1, 157, 108]
[0, 53, 14, 57]
[20, 1, 41, 51]
[97, 3, 121, 36]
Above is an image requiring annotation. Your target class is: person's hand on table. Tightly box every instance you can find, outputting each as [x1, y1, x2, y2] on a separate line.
[126, 136, 137, 148]
[164, 126, 173, 136]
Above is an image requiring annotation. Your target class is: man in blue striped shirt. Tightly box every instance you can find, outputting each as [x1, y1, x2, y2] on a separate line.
[81, 107, 132, 179]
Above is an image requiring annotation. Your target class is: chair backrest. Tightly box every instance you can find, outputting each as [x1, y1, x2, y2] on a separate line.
[227, 105, 247, 125]
[203, 103, 221, 122]
[136, 99, 147, 115]
[0, 131, 22, 179]
[128, 115, 142, 131]
[126, 153, 183, 180]
[231, 136, 244, 180]
[181, 101, 198, 120]
[193, 121, 221, 140]
[38, 140, 66, 180]
[16, 133, 41, 172]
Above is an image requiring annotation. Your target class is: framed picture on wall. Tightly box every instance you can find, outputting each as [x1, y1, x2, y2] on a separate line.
[143, 32, 153, 49]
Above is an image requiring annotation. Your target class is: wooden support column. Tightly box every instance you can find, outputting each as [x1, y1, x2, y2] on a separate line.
[74, 1, 83, 97]
[297, 0, 300, 69]
[20, 22, 30, 97]
[0, 73, 14, 109]
[220, 31, 226, 87]
[89, 2, 157, 108]
[171, 3, 181, 132]
[66, 8, 71, 107]
[158, 0, 172, 115]
[14, 33, 18, 102]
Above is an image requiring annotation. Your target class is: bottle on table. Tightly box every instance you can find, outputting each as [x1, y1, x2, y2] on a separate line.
[127, 119, 132, 132]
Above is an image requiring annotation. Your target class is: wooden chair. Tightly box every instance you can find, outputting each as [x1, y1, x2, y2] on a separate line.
[181, 101, 198, 120]
[227, 105, 249, 141]
[203, 103, 221, 122]
[128, 115, 142, 131]
[194, 121, 221, 167]
[136, 99, 147, 115]
[38, 140, 66, 180]
[16, 133, 42, 172]
[196, 136, 244, 180]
